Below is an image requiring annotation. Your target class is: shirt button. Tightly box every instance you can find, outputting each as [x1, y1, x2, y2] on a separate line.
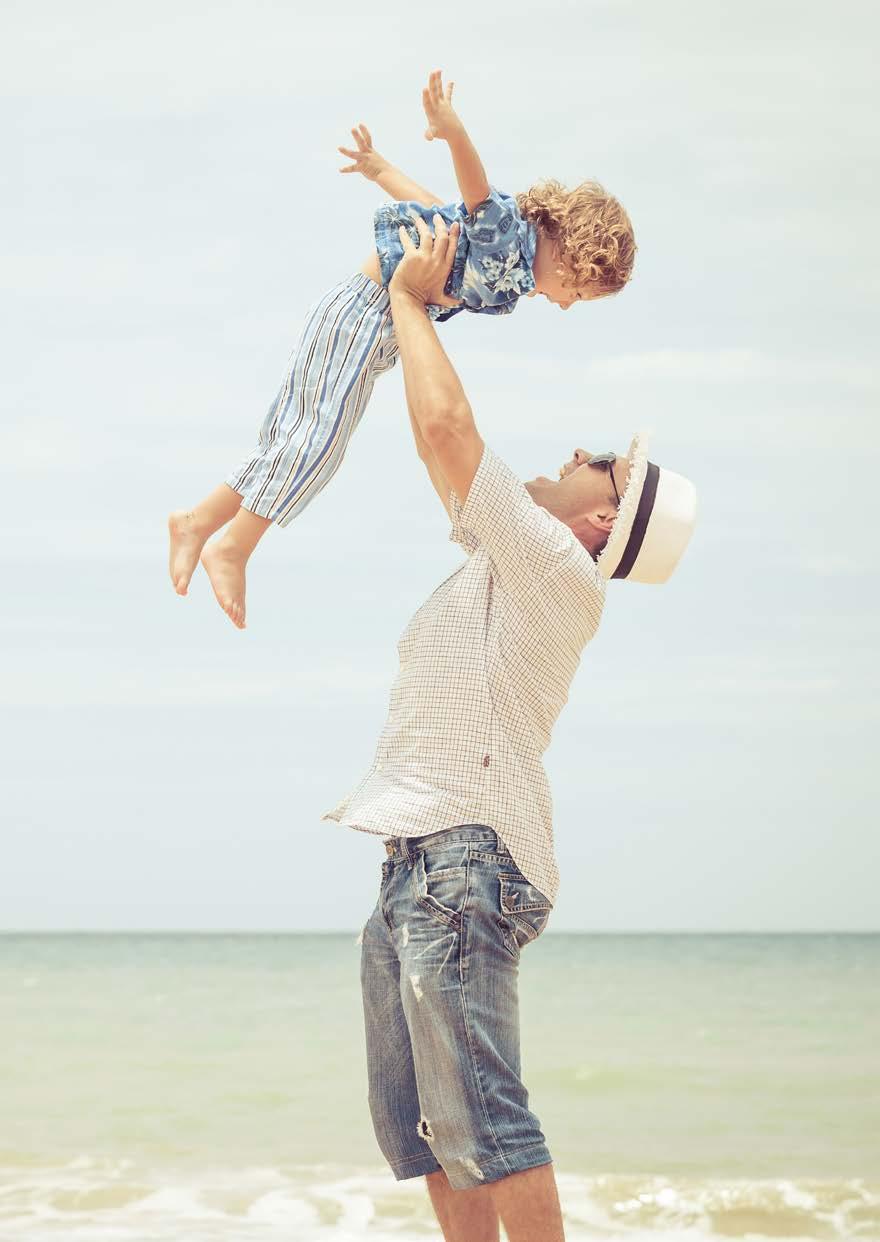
[482, 754, 491, 768]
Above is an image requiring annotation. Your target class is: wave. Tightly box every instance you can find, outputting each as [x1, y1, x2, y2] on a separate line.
[0, 1157, 878, 1240]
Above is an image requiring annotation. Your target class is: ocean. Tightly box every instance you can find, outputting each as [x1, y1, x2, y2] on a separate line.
[1, 932, 878, 1241]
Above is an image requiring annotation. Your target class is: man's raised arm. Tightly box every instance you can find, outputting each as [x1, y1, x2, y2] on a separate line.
[389, 214, 484, 506]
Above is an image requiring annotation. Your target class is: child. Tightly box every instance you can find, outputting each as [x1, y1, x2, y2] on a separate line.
[168, 70, 636, 627]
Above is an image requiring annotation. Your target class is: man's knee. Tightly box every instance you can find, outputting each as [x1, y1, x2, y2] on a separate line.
[417, 1116, 491, 1189]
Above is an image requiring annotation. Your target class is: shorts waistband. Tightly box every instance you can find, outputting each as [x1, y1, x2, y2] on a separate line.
[382, 824, 507, 861]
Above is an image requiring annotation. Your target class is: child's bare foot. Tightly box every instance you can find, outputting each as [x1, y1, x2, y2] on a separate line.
[168, 510, 209, 596]
[201, 539, 248, 629]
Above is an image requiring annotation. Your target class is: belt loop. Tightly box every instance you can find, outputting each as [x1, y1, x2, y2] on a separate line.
[403, 837, 416, 867]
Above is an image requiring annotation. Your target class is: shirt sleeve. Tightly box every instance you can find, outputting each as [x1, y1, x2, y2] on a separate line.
[450, 446, 605, 617]
[460, 187, 536, 308]
[448, 489, 480, 554]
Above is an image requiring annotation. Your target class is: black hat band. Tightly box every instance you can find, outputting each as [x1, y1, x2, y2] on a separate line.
[612, 462, 660, 580]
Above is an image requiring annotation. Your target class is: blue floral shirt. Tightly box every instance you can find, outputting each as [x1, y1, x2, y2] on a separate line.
[374, 186, 537, 323]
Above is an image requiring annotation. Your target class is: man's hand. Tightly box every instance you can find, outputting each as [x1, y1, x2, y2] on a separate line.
[338, 124, 387, 181]
[390, 213, 462, 310]
[422, 70, 461, 142]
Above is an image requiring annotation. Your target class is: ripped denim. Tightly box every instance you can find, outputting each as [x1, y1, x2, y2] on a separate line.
[359, 824, 553, 1190]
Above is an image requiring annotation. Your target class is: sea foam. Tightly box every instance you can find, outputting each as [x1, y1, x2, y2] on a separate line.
[1, 1159, 877, 1241]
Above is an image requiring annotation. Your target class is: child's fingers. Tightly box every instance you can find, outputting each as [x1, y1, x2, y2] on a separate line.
[398, 224, 415, 253]
[338, 146, 359, 159]
[339, 164, 357, 174]
[446, 81, 454, 103]
[359, 123, 373, 147]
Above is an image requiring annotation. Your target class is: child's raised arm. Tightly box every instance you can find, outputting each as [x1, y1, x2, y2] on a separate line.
[422, 71, 490, 215]
[339, 124, 443, 210]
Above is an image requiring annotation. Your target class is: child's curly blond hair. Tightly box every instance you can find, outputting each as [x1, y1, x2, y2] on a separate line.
[516, 180, 636, 294]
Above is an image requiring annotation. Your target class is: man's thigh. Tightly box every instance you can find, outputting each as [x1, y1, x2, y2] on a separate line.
[384, 829, 554, 1191]
[359, 864, 442, 1182]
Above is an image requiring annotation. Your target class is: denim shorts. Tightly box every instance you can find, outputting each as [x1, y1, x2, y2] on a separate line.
[359, 823, 553, 1191]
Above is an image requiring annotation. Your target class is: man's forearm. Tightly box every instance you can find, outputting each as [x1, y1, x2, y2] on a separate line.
[446, 125, 490, 215]
[375, 163, 443, 210]
[390, 287, 483, 503]
[390, 290, 470, 436]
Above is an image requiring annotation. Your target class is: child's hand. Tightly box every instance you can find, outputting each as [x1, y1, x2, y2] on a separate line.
[422, 70, 460, 142]
[338, 124, 387, 181]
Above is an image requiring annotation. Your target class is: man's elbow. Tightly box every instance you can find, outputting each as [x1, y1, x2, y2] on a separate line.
[421, 403, 474, 451]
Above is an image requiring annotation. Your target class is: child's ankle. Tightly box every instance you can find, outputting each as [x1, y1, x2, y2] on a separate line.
[183, 507, 214, 536]
[217, 527, 253, 558]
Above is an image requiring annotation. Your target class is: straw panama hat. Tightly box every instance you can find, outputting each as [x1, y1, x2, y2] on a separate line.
[597, 432, 697, 584]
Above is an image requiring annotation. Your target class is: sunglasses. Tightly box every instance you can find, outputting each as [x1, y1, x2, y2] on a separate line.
[587, 452, 621, 507]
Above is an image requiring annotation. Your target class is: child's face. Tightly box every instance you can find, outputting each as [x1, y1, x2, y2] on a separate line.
[529, 235, 607, 310]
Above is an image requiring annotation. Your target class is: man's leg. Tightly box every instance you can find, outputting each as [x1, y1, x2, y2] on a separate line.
[488, 1164, 565, 1242]
[393, 832, 559, 1208]
[424, 1155, 565, 1242]
[425, 1168, 500, 1242]
[425, 1158, 565, 1242]
[359, 871, 443, 1185]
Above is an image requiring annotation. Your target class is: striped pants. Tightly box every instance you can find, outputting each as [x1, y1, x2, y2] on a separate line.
[227, 273, 398, 526]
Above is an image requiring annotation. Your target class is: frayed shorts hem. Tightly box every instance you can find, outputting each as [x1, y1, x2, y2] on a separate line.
[389, 1152, 443, 1182]
[390, 1142, 553, 1191]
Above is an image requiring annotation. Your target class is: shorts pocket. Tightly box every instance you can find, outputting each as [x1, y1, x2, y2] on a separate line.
[497, 872, 552, 956]
[413, 847, 468, 929]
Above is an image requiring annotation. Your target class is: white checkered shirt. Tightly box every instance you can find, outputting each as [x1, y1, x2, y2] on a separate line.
[323, 445, 606, 903]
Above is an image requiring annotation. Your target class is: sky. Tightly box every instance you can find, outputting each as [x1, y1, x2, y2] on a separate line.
[2, 0, 878, 931]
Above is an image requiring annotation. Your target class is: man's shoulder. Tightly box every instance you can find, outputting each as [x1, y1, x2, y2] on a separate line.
[453, 446, 604, 595]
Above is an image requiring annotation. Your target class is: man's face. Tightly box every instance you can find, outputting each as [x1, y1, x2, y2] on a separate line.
[530, 447, 624, 504]
[526, 447, 629, 554]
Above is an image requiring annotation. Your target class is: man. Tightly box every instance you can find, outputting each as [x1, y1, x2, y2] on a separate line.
[324, 215, 697, 1242]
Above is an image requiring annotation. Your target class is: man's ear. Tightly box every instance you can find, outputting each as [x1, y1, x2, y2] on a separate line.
[590, 508, 617, 535]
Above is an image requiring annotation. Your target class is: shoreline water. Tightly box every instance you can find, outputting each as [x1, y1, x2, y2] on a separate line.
[3, 933, 878, 1238]
[2, 1157, 878, 1241]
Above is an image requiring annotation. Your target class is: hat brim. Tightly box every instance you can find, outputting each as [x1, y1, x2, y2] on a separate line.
[596, 432, 649, 581]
